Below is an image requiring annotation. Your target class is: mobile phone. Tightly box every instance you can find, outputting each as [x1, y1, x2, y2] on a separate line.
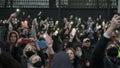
[70, 28, 76, 37]
[54, 30, 58, 36]
[44, 33, 53, 46]
[78, 18, 81, 23]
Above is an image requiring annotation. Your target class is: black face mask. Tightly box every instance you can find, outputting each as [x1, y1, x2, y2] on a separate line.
[33, 61, 42, 67]
[25, 51, 35, 58]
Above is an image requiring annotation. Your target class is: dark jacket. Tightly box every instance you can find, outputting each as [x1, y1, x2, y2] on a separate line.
[92, 36, 120, 68]
[73, 56, 82, 68]
[0, 49, 21, 68]
[82, 46, 93, 68]
[51, 51, 73, 68]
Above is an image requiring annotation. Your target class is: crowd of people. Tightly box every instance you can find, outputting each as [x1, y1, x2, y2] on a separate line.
[0, 11, 120, 68]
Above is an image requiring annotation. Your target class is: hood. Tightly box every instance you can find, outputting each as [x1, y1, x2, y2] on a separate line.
[51, 51, 73, 68]
[8, 30, 19, 43]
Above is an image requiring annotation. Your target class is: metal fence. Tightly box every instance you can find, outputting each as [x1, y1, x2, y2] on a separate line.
[0, 0, 117, 8]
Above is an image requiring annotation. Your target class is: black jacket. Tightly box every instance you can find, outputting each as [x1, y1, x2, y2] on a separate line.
[0, 49, 20, 68]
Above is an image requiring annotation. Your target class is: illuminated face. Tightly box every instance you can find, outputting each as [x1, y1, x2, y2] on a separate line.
[25, 44, 36, 52]
[66, 49, 75, 60]
[83, 40, 91, 48]
[10, 33, 17, 43]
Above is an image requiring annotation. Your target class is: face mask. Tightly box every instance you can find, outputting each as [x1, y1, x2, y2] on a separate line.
[33, 61, 42, 67]
[75, 51, 82, 57]
[25, 51, 35, 58]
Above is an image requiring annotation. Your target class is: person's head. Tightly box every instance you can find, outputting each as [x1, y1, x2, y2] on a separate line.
[65, 48, 75, 61]
[82, 38, 91, 48]
[37, 31, 45, 40]
[23, 43, 37, 58]
[27, 15, 31, 18]
[62, 39, 69, 50]
[70, 15, 74, 19]
[99, 15, 102, 19]
[88, 17, 92, 21]
[64, 28, 69, 35]
[106, 43, 118, 64]
[63, 17, 68, 23]
[8, 31, 19, 44]
[74, 45, 82, 57]
[28, 54, 43, 68]
[75, 16, 78, 21]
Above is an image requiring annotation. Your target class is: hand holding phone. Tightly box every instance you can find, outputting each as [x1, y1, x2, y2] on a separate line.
[44, 33, 53, 47]
[10, 13, 17, 18]
[70, 28, 76, 40]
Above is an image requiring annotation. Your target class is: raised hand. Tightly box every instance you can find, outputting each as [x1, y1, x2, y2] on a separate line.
[10, 13, 17, 18]
[44, 33, 53, 48]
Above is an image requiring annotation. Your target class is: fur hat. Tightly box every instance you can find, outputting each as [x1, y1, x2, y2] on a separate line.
[107, 47, 118, 57]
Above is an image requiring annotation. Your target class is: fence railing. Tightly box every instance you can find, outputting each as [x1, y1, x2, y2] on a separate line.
[0, 0, 117, 8]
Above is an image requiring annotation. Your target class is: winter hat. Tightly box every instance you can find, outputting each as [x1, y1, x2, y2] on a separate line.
[107, 47, 118, 57]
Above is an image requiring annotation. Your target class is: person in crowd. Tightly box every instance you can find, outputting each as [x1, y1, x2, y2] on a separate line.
[2, 10, 120, 68]
[82, 38, 93, 68]
[92, 14, 120, 68]
[51, 51, 73, 68]
[7, 30, 19, 52]
[0, 47, 21, 68]
[74, 45, 83, 68]
[20, 42, 37, 68]
[28, 54, 44, 68]
[65, 47, 81, 68]
[6, 30, 21, 62]
[0, 12, 17, 47]
[20, 37, 45, 68]
[65, 47, 75, 63]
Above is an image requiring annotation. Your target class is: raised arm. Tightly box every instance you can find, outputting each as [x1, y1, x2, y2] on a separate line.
[92, 14, 120, 68]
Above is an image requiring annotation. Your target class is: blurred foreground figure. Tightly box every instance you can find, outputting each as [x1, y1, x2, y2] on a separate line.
[0, 48, 20, 68]
[51, 51, 73, 68]
[92, 14, 120, 68]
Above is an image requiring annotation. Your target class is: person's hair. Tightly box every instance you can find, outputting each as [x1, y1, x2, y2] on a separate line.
[8, 31, 19, 42]
[65, 47, 75, 55]
[74, 45, 82, 51]
[23, 43, 37, 57]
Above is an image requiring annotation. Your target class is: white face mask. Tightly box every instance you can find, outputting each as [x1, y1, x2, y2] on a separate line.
[75, 51, 82, 57]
